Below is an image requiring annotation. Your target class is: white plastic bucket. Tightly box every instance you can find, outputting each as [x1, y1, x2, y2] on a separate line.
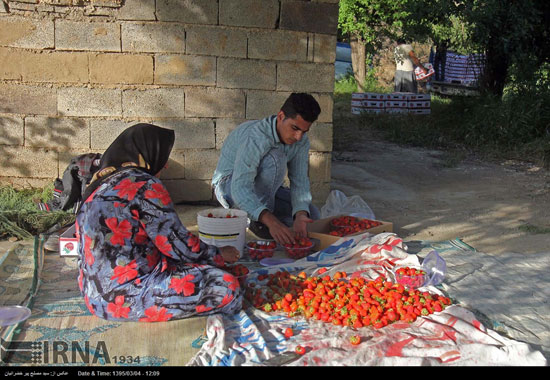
[197, 208, 248, 254]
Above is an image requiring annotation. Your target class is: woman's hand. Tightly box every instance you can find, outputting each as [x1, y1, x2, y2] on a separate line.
[219, 246, 240, 264]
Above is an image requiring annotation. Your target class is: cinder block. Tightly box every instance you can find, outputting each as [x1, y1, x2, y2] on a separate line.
[163, 179, 213, 203]
[280, 1, 339, 35]
[186, 26, 247, 58]
[58, 87, 122, 117]
[248, 30, 308, 62]
[217, 58, 276, 90]
[0, 146, 58, 178]
[156, 0, 218, 25]
[313, 34, 337, 63]
[159, 150, 185, 180]
[0, 16, 54, 49]
[184, 149, 220, 180]
[245, 90, 288, 120]
[0, 84, 57, 115]
[310, 181, 331, 206]
[150, 119, 216, 150]
[185, 87, 245, 118]
[90, 53, 154, 84]
[0, 116, 24, 146]
[55, 19, 121, 52]
[215, 118, 246, 149]
[309, 152, 332, 183]
[122, 22, 185, 53]
[117, 0, 156, 20]
[313, 93, 334, 123]
[122, 88, 185, 118]
[308, 122, 333, 152]
[155, 55, 216, 86]
[90, 119, 134, 150]
[277, 62, 335, 93]
[0, 48, 89, 83]
[219, 0, 279, 28]
[25, 116, 90, 150]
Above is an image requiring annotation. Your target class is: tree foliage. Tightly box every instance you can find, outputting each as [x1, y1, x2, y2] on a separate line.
[339, 0, 550, 96]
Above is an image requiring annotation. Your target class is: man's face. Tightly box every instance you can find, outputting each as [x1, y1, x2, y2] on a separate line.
[276, 111, 312, 145]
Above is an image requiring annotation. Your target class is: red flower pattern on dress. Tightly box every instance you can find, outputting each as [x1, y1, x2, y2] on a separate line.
[219, 293, 234, 308]
[84, 235, 94, 266]
[110, 260, 139, 284]
[135, 227, 148, 245]
[144, 183, 172, 206]
[139, 305, 173, 322]
[113, 178, 146, 201]
[155, 235, 173, 257]
[196, 305, 213, 313]
[107, 295, 131, 319]
[78, 268, 83, 291]
[105, 217, 132, 246]
[169, 274, 195, 296]
[223, 273, 240, 291]
[146, 249, 160, 268]
[186, 233, 201, 253]
[84, 295, 95, 315]
[213, 254, 225, 267]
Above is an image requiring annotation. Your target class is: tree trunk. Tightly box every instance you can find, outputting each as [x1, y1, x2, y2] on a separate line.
[350, 36, 366, 92]
[481, 36, 509, 97]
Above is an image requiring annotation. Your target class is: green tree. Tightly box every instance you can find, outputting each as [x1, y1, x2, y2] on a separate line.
[338, 0, 408, 92]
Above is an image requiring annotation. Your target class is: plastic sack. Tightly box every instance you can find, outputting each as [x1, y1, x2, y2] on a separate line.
[422, 250, 446, 287]
[320, 190, 375, 220]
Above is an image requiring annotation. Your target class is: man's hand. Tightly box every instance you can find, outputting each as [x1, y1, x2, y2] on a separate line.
[259, 210, 296, 245]
[293, 211, 313, 238]
[219, 246, 240, 264]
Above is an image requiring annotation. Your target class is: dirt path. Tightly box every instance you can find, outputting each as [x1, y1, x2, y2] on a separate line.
[330, 129, 550, 255]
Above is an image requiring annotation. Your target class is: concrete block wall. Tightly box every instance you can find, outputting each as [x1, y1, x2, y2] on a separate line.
[0, 0, 338, 205]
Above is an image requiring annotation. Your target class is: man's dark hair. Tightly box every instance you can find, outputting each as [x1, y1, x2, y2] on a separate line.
[280, 93, 321, 123]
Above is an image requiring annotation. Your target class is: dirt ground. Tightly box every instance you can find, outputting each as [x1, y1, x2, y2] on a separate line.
[330, 127, 550, 255]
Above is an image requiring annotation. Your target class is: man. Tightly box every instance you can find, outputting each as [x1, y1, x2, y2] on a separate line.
[212, 93, 321, 245]
[394, 39, 428, 93]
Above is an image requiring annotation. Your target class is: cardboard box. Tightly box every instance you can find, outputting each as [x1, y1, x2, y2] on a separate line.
[386, 92, 411, 101]
[351, 107, 383, 115]
[385, 100, 408, 108]
[415, 63, 435, 80]
[59, 224, 79, 257]
[352, 92, 385, 100]
[362, 100, 385, 108]
[408, 100, 431, 109]
[307, 216, 393, 251]
[385, 108, 409, 114]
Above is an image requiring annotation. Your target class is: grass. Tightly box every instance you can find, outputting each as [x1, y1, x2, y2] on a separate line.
[333, 76, 550, 168]
[0, 184, 75, 240]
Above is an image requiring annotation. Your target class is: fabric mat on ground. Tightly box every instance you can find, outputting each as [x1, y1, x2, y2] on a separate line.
[1, 238, 206, 366]
[188, 233, 548, 366]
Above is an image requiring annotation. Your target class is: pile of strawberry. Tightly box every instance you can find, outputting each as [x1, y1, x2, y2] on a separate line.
[283, 237, 314, 259]
[245, 269, 451, 329]
[247, 240, 277, 260]
[329, 216, 382, 237]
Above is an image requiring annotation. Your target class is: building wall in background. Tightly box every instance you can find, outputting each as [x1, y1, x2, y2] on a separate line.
[0, 0, 338, 204]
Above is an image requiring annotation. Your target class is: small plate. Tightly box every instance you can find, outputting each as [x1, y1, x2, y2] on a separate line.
[259, 257, 295, 267]
[0, 306, 32, 327]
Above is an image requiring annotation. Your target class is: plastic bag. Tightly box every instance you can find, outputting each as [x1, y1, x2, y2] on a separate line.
[320, 190, 375, 220]
[422, 250, 446, 287]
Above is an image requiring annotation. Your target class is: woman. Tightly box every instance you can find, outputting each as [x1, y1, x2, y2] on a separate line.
[75, 123, 243, 322]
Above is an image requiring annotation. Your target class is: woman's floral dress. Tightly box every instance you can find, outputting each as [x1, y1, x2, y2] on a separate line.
[75, 168, 243, 322]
